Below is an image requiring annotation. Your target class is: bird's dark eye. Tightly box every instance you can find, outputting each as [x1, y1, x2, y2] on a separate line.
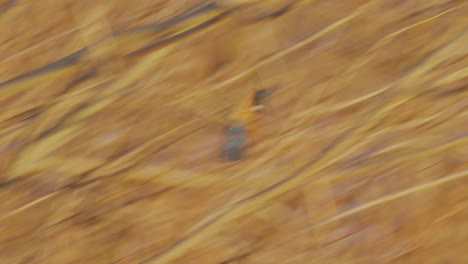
[254, 89, 268, 103]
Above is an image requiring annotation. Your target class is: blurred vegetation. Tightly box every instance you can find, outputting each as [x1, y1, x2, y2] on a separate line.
[0, 0, 467, 263]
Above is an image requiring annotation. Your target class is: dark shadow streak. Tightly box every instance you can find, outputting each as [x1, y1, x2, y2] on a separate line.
[218, 248, 261, 264]
[0, 176, 25, 188]
[119, 1, 217, 34]
[1, 106, 43, 125]
[252, 1, 298, 21]
[62, 69, 98, 93]
[438, 83, 468, 97]
[397, 0, 459, 24]
[34, 102, 92, 141]
[0, 0, 16, 15]
[125, 9, 232, 57]
[0, 48, 87, 88]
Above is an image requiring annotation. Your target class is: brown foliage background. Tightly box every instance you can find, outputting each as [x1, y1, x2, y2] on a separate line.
[0, 0, 467, 263]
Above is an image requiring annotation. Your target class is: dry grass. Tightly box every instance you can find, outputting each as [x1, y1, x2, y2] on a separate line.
[0, 0, 467, 263]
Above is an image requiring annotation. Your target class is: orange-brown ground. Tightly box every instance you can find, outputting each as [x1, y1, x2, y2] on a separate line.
[0, 0, 467, 263]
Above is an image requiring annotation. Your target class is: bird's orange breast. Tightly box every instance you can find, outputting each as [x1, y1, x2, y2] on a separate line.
[229, 89, 259, 125]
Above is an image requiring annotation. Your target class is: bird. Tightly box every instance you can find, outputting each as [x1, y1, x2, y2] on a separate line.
[223, 86, 277, 161]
